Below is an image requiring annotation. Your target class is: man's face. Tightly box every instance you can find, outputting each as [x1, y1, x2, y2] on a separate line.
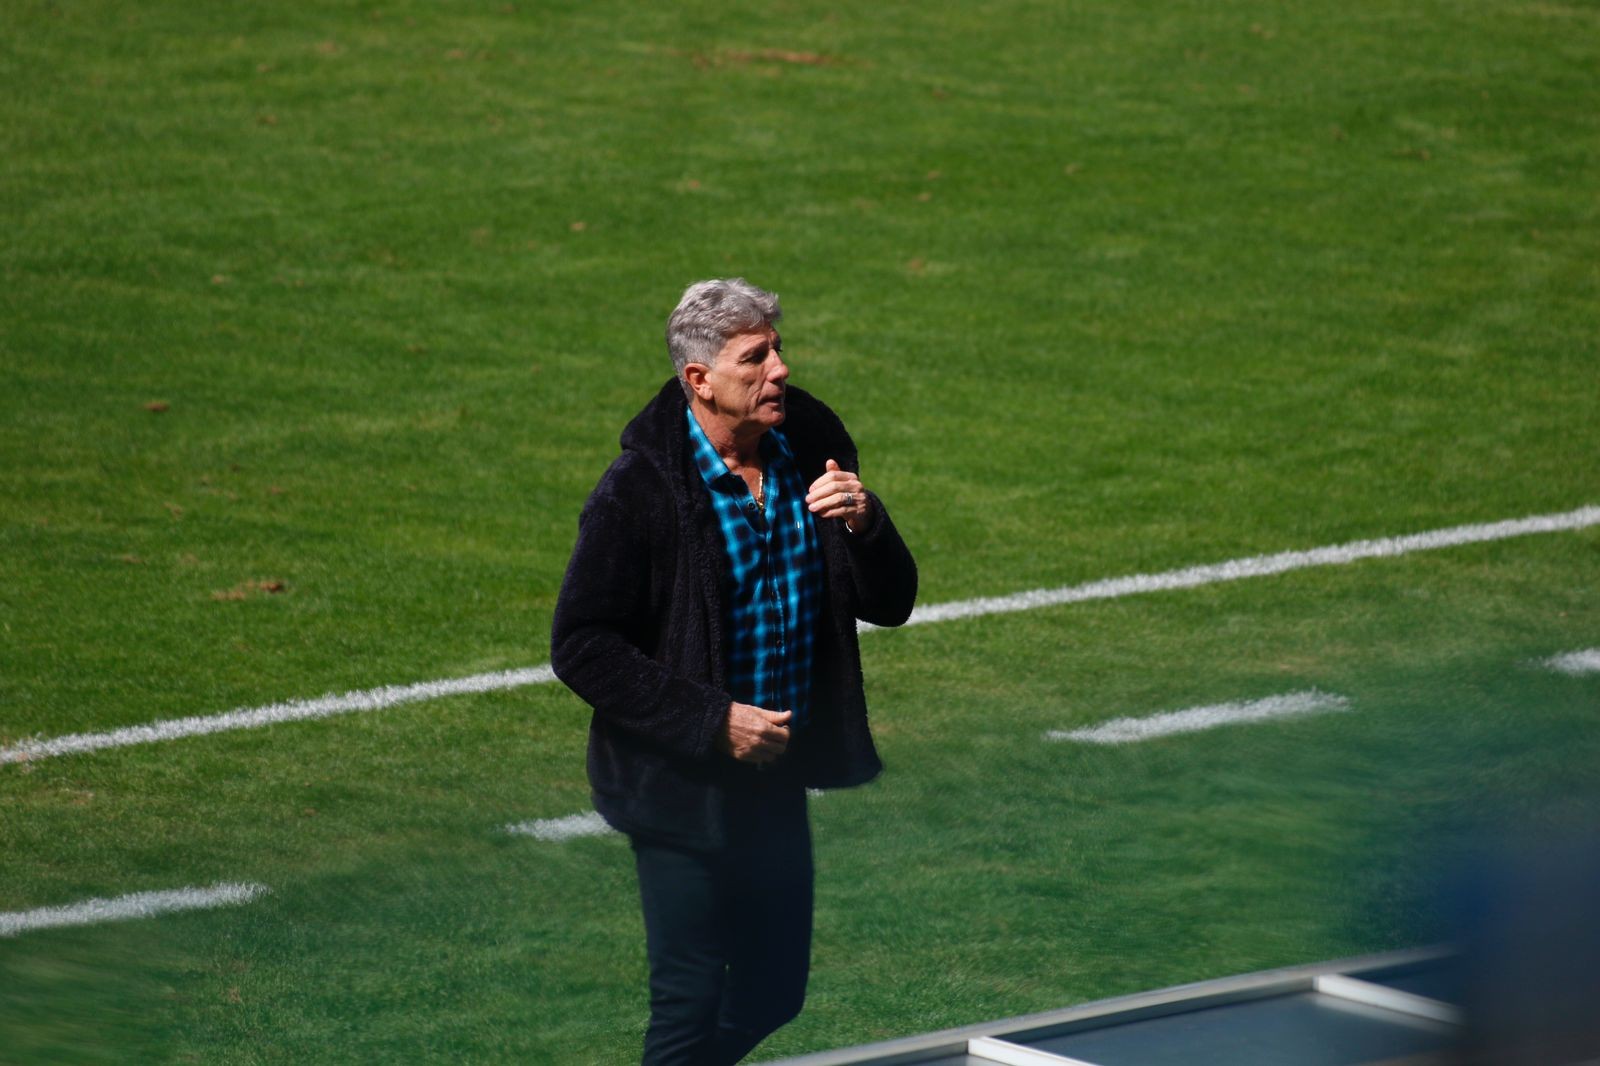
[694, 325, 789, 437]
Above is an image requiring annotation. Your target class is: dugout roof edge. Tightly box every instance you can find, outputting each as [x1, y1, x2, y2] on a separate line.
[769, 945, 1458, 1066]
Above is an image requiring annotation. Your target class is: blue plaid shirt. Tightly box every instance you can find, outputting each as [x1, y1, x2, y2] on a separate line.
[686, 412, 825, 729]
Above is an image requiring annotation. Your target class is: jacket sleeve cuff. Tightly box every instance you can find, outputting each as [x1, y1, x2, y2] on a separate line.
[844, 491, 886, 541]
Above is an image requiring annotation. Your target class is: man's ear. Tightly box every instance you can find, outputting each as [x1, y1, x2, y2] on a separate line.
[683, 363, 713, 401]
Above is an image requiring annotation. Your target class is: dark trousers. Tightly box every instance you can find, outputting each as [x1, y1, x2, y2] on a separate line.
[630, 785, 813, 1066]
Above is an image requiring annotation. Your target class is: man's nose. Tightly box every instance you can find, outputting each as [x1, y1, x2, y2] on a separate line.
[769, 352, 790, 382]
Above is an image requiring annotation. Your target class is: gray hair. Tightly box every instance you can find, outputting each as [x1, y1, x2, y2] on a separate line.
[665, 278, 782, 386]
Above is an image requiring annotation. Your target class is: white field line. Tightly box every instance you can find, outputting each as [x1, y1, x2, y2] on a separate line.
[507, 791, 827, 845]
[1047, 690, 1351, 745]
[504, 811, 616, 842]
[0, 882, 270, 938]
[1, 667, 555, 764]
[1543, 649, 1600, 676]
[3, 504, 1595, 766]
[869, 503, 1600, 630]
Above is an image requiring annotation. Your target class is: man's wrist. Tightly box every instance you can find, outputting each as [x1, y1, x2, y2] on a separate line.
[845, 495, 877, 535]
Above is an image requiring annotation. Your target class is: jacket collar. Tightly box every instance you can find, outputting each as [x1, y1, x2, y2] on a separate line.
[620, 378, 854, 486]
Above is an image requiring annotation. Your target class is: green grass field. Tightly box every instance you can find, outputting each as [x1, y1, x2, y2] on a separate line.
[3, 0, 1598, 1061]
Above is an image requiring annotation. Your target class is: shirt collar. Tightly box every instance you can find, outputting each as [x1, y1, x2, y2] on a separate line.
[685, 410, 792, 492]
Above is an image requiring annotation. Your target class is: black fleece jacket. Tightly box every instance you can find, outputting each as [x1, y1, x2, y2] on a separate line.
[551, 379, 918, 850]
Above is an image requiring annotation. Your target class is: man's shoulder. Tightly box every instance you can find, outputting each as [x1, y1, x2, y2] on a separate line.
[590, 448, 669, 507]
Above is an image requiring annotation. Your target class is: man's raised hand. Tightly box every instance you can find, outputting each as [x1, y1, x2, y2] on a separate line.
[806, 458, 872, 533]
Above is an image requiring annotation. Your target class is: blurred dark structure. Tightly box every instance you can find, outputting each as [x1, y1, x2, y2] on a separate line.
[1453, 833, 1600, 1066]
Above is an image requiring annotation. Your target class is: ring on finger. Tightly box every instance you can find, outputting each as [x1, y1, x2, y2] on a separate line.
[843, 492, 855, 507]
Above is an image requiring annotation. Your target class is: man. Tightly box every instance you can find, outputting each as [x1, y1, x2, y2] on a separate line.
[551, 278, 918, 1064]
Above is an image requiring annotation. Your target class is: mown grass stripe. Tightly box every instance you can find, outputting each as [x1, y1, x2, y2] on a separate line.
[1046, 690, 1352, 745]
[1542, 649, 1600, 676]
[3, 505, 1594, 765]
[0, 882, 270, 938]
